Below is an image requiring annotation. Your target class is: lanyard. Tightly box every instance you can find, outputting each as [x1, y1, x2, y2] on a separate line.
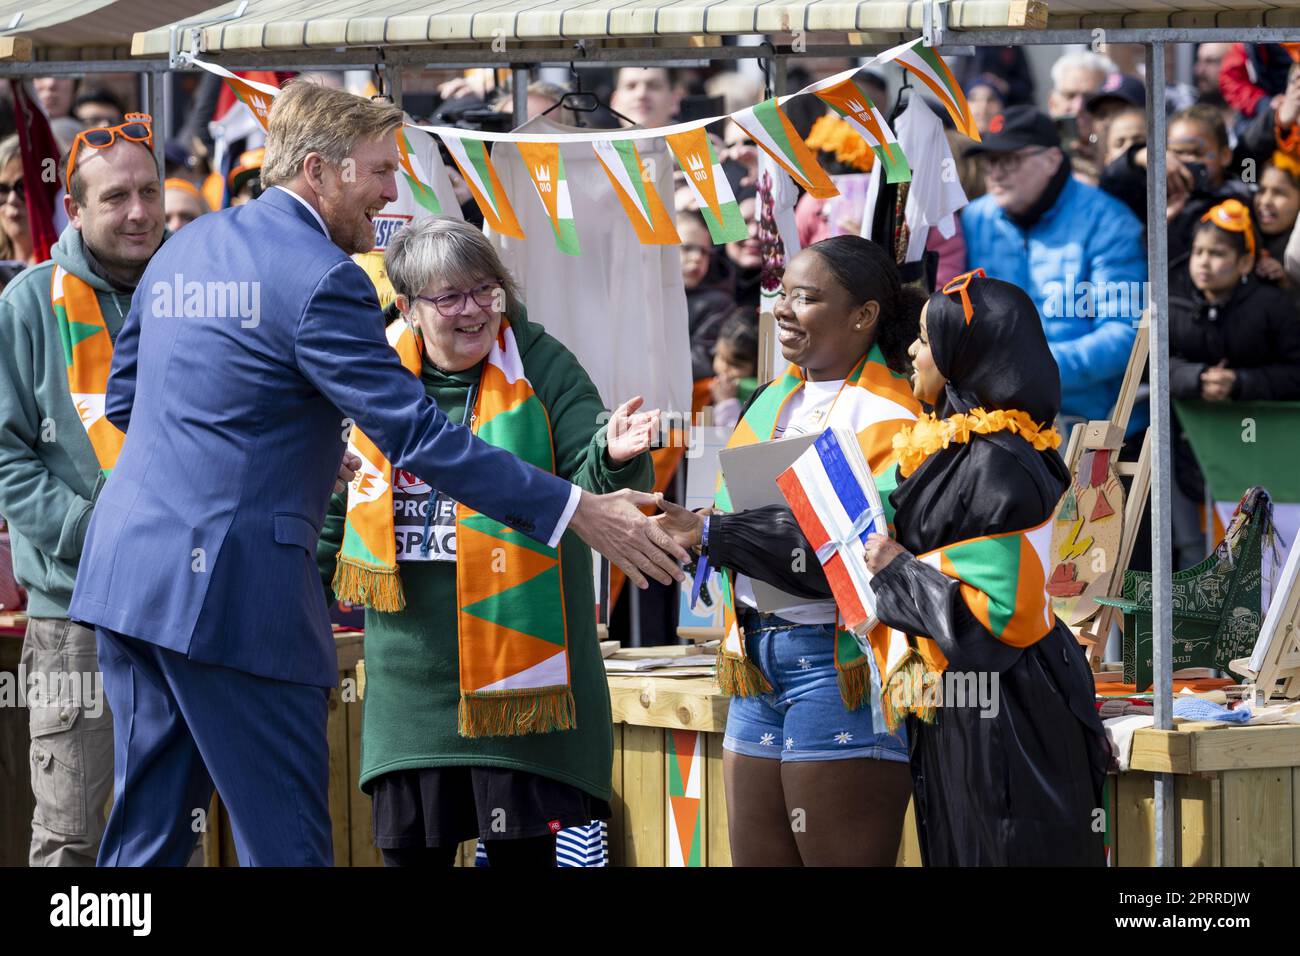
[418, 374, 479, 559]
[780, 352, 867, 438]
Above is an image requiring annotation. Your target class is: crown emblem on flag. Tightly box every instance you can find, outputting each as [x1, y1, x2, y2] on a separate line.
[845, 99, 869, 118]
[686, 153, 706, 172]
[534, 164, 551, 183]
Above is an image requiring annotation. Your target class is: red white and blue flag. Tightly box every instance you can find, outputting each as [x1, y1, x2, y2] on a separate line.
[776, 427, 888, 635]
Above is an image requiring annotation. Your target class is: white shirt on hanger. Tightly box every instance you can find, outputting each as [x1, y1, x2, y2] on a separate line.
[488, 114, 692, 417]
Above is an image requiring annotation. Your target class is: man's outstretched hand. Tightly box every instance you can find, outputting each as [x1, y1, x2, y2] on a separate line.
[568, 489, 691, 589]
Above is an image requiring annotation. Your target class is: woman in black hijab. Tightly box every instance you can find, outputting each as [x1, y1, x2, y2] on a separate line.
[863, 270, 1110, 866]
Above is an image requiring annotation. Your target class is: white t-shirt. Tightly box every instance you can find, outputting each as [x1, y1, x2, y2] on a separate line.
[733, 379, 845, 625]
[862, 94, 969, 262]
[489, 115, 692, 417]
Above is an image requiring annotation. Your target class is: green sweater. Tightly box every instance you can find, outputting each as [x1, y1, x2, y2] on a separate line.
[317, 314, 653, 799]
[0, 227, 134, 618]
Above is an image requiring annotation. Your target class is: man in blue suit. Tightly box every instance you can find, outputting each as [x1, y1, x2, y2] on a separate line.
[69, 81, 688, 866]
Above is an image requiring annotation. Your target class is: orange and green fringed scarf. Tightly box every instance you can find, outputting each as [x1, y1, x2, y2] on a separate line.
[52, 265, 124, 475]
[867, 519, 1058, 732]
[333, 316, 574, 738]
[713, 346, 920, 715]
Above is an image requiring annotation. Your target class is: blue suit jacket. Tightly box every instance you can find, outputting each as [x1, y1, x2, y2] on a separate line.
[69, 188, 575, 686]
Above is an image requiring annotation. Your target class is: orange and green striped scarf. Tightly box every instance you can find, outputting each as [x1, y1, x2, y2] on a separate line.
[333, 316, 573, 738]
[52, 266, 124, 475]
[714, 346, 920, 714]
[869, 518, 1057, 731]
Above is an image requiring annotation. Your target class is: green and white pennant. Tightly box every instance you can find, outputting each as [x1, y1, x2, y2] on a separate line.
[516, 140, 580, 256]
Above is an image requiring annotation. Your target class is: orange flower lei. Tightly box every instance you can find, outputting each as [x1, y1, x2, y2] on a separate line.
[892, 408, 1063, 478]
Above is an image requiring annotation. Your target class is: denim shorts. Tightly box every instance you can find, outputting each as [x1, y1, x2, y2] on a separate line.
[723, 612, 908, 763]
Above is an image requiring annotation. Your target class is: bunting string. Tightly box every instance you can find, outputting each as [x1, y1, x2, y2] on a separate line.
[184, 37, 977, 251]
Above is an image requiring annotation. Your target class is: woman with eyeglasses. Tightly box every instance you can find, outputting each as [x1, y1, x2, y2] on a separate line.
[0, 135, 36, 282]
[315, 216, 657, 868]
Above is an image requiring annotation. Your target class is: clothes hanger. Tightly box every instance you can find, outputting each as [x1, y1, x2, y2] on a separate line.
[540, 63, 635, 128]
[891, 71, 913, 123]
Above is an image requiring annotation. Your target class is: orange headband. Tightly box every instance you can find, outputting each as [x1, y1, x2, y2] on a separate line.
[164, 178, 203, 201]
[1200, 198, 1255, 258]
[941, 267, 987, 325]
[1271, 150, 1300, 181]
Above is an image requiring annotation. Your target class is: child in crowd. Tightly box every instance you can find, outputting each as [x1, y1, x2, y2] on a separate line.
[1170, 199, 1300, 567]
[678, 209, 737, 380]
[1255, 152, 1300, 290]
[709, 311, 759, 428]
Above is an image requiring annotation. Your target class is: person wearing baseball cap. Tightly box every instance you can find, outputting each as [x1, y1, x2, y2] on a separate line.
[961, 104, 1148, 434]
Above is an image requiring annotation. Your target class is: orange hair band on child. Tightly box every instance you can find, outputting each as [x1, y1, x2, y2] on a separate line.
[164, 178, 203, 201]
[1200, 198, 1255, 258]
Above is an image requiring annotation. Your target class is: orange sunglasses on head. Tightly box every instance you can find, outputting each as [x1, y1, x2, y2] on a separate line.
[942, 267, 987, 325]
[65, 113, 154, 182]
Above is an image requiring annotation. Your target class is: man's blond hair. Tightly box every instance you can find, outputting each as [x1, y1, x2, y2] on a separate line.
[261, 80, 403, 188]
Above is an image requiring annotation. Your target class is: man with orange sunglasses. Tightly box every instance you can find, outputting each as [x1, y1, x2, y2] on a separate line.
[0, 113, 165, 865]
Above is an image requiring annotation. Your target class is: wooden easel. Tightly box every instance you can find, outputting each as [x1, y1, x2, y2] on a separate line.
[1061, 324, 1152, 664]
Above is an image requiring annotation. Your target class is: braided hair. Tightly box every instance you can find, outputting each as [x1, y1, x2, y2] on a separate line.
[804, 235, 921, 374]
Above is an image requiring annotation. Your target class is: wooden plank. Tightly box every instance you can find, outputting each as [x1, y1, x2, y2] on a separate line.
[333, 631, 364, 672]
[1186, 726, 1300, 773]
[1210, 775, 1222, 867]
[346, 693, 382, 866]
[1010, 0, 1049, 29]
[1221, 768, 1294, 866]
[705, 732, 730, 867]
[608, 723, 625, 867]
[896, 797, 921, 867]
[1129, 728, 1194, 774]
[1175, 774, 1214, 867]
[455, 839, 478, 867]
[326, 685, 351, 866]
[608, 676, 729, 733]
[1115, 771, 1156, 866]
[201, 793, 221, 868]
[621, 725, 665, 867]
[1294, 767, 1300, 869]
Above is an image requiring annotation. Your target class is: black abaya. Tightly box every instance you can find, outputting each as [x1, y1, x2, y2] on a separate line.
[869, 275, 1110, 866]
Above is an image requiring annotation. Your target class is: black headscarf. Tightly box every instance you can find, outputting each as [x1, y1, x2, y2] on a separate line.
[927, 273, 1060, 423]
[889, 273, 1069, 556]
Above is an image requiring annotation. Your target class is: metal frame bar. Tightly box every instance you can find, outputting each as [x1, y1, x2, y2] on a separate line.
[1142, 40, 1176, 869]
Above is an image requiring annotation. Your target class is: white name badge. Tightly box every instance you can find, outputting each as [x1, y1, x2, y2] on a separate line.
[392, 469, 457, 562]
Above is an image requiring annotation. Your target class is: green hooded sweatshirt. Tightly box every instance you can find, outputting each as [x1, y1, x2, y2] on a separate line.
[0, 226, 135, 618]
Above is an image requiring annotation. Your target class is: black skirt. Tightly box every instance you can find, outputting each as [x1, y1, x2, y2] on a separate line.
[370, 766, 612, 849]
[907, 626, 1109, 867]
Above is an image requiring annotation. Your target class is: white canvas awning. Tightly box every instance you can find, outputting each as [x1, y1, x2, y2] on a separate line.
[0, 0, 215, 61]
[131, 0, 1048, 58]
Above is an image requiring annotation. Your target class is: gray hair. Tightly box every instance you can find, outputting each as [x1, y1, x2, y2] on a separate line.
[384, 217, 522, 313]
[1051, 50, 1117, 90]
[261, 79, 403, 188]
[0, 134, 20, 176]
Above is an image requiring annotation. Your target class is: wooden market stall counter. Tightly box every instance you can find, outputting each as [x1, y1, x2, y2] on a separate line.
[609, 672, 1300, 867]
[1112, 721, 1300, 866]
[606, 672, 925, 867]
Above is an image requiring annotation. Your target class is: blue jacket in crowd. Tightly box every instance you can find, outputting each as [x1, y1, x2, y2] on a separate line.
[961, 175, 1148, 429]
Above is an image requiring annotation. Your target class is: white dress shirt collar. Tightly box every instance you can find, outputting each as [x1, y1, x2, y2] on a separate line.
[272, 185, 331, 240]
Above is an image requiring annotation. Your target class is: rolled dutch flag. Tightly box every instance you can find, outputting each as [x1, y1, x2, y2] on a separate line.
[775, 427, 887, 635]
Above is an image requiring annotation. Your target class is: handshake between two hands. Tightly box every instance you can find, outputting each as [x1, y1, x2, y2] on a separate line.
[330, 429, 909, 595]
[329, 401, 908, 592]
